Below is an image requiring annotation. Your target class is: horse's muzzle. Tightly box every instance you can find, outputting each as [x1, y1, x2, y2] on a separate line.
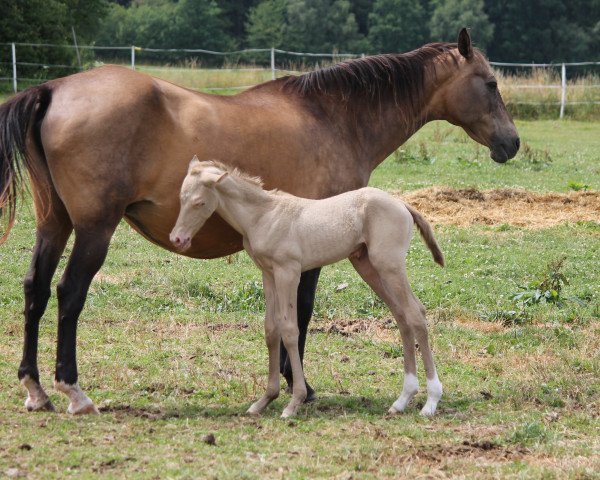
[491, 136, 520, 163]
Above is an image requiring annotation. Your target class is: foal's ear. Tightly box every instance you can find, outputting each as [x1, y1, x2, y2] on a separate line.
[457, 28, 473, 60]
[188, 155, 201, 171]
[200, 170, 228, 186]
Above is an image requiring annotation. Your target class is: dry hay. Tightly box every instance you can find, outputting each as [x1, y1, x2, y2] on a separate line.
[397, 188, 600, 228]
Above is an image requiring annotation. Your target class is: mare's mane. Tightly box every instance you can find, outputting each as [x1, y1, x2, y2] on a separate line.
[282, 42, 460, 122]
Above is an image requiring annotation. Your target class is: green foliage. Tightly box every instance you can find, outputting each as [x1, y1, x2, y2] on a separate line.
[567, 180, 590, 191]
[511, 257, 569, 307]
[367, 0, 428, 53]
[429, 0, 494, 50]
[284, 0, 369, 53]
[0, 0, 109, 86]
[246, 0, 287, 48]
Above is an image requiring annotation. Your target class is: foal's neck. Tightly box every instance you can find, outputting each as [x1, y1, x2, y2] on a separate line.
[215, 177, 274, 236]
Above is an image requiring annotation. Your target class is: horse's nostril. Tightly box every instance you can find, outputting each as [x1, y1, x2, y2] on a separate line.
[514, 137, 521, 151]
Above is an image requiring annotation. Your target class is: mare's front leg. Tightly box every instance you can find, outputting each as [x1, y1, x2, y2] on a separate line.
[274, 266, 306, 418]
[19, 192, 73, 412]
[280, 267, 320, 401]
[53, 219, 120, 414]
[247, 270, 280, 415]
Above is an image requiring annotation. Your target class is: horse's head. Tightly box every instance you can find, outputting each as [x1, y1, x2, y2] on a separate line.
[433, 29, 520, 163]
[170, 157, 228, 251]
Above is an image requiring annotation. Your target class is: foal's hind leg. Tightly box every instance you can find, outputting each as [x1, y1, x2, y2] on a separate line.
[18, 188, 73, 412]
[369, 252, 443, 416]
[53, 218, 120, 414]
[350, 253, 420, 413]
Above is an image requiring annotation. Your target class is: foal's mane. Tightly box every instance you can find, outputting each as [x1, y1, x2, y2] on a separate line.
[196, 160, 265, 190]
[282, 42, 460, 120]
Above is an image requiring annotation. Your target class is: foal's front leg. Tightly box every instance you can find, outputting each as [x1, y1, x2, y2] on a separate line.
[273, 266, 306, 418]
[247, 271, 280, 415]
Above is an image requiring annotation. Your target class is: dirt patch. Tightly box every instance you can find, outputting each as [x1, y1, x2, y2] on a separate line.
[310, 317, 398, 342]
[398, 188, 600, 228]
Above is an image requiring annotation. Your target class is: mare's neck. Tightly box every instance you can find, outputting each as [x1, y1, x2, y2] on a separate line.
[214, 177, 274, 237]
[309, 52, 459, 171]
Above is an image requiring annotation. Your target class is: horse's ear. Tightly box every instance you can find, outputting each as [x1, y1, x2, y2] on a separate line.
[200, 170, 227, 186]
[457, 28, 473, 60]
[188, 155, 201, 171]
[216, 171, 228, 184]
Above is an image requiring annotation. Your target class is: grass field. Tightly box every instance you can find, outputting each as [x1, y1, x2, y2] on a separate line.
[0, 113, 599, 477]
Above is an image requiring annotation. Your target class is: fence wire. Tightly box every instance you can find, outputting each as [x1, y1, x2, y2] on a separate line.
[1, 42, 599, 118]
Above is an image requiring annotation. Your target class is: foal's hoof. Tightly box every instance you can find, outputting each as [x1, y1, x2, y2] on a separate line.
[68, 401, 100, 415]
[25, 397, 55, 413]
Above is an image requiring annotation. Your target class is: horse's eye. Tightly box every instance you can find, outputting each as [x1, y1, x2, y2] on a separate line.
[486, 80, 498, 90]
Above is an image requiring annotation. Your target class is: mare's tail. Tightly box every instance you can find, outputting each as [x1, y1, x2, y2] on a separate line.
[0, 84, 52, 244]
[405, 203, 445, 267]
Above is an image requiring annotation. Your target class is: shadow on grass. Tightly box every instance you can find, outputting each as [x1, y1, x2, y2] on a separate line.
[96, 391, 494, 421]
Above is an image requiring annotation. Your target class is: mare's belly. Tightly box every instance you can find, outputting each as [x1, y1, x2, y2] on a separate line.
[124, 201, 243, 259]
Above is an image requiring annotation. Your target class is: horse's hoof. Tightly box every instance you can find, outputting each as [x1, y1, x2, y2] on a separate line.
[280, 408, 296, 419]
[246, 406, 262, 416]
[68, 401, 100, 415]
[304, 385, 317, 403]
[25, 397, 55, 412]
[419, 403, 437, 417]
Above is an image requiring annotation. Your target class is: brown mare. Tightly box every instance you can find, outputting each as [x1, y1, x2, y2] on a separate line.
[0, 29, 519, 414]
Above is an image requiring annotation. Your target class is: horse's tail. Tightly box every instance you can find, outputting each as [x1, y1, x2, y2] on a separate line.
[0, 84, 52, 244]
[405, 203, 445, 267]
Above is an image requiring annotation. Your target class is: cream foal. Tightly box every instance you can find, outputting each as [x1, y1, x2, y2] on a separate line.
[170, 158, 445, 418]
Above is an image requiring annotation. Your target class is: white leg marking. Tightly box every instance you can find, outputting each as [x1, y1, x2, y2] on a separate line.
[54, 381, 99, 415]
[388, 373, 419, 414]
[21, 375, 54, 412]
[420, 375, 443, 417]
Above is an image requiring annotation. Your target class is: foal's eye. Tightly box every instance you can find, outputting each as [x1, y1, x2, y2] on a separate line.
[486, 80, 498, 90]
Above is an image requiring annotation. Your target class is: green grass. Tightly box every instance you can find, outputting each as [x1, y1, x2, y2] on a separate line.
[0, 113, 599, 477]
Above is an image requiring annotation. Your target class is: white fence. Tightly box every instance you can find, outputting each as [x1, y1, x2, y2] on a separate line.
[2, 42, 600, 118]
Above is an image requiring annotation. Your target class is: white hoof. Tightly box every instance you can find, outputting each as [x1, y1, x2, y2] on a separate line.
[55, 381, 99, 415]
[24, 395, 55, 412]
[21, 375, 55, 412]
[420, 402, 438, 417]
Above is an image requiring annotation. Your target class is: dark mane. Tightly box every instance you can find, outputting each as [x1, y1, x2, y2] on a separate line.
[282, 42, 460, 122]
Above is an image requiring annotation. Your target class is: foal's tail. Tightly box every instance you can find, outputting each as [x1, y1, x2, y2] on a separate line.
[0, 84, 52, 244]
[405, 203, 445, 267]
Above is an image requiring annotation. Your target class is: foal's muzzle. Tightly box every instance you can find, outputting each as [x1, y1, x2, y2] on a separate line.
[170, 232, 192, 252]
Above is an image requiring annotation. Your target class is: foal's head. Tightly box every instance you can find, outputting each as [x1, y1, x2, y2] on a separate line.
[170, 157, 228, 251]
[433, 29, 520, 162]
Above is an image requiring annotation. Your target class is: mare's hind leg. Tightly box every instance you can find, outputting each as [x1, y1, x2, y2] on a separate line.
[19, 189, 73, 412]
[53, 217, 121, 414]
[350, 252, 420, 414]
[367, 250, 442, 416]
[280, 267, 320, 402]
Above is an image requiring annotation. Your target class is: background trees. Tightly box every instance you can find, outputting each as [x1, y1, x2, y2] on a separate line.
[1, 0, 599, 61]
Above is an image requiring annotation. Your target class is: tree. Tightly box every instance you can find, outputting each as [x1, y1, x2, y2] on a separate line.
[171, 0, 233, 50]
[367, 0, 428, 53]
[485, 0, 600, 62]
[429, 0, 494, 50]
[284, 0, 368, 52]
[0, 0, 109, 87]
[246, 0, 287, 47]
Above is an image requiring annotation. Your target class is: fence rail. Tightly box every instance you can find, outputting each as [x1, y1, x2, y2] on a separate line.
[2, 42, 599, 119]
